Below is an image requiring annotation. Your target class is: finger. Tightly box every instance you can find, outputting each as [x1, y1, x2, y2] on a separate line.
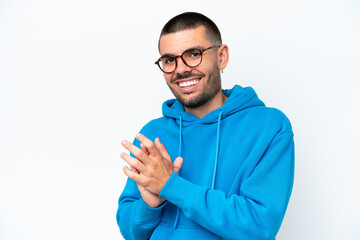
[121, 140, 150, 164]
[120, 152, 146, 173]
[123, 166, 144, 184]
[129, 168, 145, 190]
[154, 138, 171, 160]
[123, 164, 139, 174]
[172, 157, 183, 174]
[135, 133, 160, 158]
[132, 167, 140, 174]
[140, 143, 150, 156]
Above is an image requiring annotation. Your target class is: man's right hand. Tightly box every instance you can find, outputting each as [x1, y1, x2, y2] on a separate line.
[131, 139, 183, 208]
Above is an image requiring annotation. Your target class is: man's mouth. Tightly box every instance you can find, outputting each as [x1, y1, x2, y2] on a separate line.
[178, 79, 200, 88]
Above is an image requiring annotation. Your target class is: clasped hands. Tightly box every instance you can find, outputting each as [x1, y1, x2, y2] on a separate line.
[121, 133, 183, 207]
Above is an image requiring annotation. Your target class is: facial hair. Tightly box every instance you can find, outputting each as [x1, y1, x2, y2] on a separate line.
[167, 65, 222, 109]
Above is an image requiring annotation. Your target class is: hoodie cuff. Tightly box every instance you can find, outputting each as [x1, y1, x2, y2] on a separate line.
[134, 197, 167, 225]
[159, 172, 207, 215]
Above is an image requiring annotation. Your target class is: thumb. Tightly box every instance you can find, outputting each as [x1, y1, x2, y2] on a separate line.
[172, 157, 183, 174]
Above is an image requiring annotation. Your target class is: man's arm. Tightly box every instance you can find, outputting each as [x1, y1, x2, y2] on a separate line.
[159, 132, 294, 240]
[117, 137, 183, 240]
[116, 137, 164, 240]
[116, 178, 166, 240]
[121, 132, 294, 240]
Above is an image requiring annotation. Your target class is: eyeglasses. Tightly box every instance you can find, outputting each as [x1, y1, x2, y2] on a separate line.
[155, 45, 221, 74]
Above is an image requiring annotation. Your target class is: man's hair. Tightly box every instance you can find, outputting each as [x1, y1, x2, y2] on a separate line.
[159, 12, 222, 48]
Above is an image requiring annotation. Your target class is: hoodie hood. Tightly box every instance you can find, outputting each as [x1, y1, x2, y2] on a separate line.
[162, 85, 265, 125]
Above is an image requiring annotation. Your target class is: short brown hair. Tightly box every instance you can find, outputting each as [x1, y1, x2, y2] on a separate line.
[159, 12, 222, 49]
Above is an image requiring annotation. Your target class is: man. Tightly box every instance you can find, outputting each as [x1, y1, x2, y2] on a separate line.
[117, 12, 294, 240]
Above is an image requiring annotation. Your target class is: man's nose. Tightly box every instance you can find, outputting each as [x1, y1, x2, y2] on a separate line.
[175, 56, 192, 74]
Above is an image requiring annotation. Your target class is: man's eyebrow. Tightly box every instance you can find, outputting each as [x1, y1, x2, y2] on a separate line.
[160, 45, 205, 58]
[160, 53, 175, 58]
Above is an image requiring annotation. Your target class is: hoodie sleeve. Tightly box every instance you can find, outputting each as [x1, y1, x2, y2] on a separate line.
[159, 131, 294, 240]
[116, 139, 166, 240]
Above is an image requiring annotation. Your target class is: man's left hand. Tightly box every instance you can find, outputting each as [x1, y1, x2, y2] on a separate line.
[120, 133, 181, 195]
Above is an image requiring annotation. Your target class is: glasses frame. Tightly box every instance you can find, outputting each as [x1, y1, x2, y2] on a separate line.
[155, 45, 221, 74]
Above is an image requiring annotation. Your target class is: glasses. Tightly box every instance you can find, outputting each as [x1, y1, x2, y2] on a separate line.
[155, 45, 221, 73]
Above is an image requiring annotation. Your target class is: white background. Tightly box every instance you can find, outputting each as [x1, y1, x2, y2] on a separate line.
[1, 0, 359, 239]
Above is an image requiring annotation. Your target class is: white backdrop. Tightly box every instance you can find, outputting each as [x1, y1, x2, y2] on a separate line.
[1, 0, 359, 239]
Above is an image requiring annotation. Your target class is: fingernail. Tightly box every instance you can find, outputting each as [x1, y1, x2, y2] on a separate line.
[136, 133, 141, 138]
[121, 140, 127, 145]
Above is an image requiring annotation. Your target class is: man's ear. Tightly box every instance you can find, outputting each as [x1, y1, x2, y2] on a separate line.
[218, 44, 229, 71]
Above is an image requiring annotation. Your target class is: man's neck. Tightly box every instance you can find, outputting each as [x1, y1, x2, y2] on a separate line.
[184, 92, 228, 119]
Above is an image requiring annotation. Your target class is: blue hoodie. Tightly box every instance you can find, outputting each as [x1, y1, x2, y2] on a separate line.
[117, 85, 294, 240]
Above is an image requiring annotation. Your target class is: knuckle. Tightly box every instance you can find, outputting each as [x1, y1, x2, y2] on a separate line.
[146, 141, 156, 150]
[153, 162, 158, 169]
[142, 178, 150, 186]
[131, 159, 138, 168]
[147, 161, 156, 170]
[147, 169, 155, 177]
[138, 151, 147, 159]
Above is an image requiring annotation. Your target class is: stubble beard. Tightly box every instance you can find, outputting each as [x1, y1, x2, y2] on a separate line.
[167, 67, 222, 109]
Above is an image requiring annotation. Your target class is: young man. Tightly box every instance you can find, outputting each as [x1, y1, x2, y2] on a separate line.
[117, 12, 294, 240]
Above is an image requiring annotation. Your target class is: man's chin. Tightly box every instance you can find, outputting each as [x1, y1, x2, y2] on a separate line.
[178, 96, 209, 109]
[169, 86, 208, 108]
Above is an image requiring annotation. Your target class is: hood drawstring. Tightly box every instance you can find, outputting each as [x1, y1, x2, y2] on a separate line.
[173, 110, 223, 228]
[212, 109, 223, 190]
[173, 114, 182, 229]
[178, 114, 183, 157]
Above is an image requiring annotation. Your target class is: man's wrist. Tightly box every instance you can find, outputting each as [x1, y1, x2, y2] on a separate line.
[144, 197, 166, 208]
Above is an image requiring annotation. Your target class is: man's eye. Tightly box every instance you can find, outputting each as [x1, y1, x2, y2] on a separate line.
[184, 50, 201, 59]
[190, 52, 200, 57]
[164, 58, 175, 65]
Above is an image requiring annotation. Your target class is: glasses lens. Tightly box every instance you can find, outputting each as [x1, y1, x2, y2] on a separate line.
[160, 56, 176, 73]
[182, 49, 202, 67]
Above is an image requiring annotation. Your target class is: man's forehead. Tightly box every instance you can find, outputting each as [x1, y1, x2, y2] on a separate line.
[159, 26, 210, 55]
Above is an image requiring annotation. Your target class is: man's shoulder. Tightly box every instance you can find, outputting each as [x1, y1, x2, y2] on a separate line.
[252, 106, 290, 121]
[143, 116, 168, 126]
[138, 116, 171, 135]
[240, 106, 293, 134]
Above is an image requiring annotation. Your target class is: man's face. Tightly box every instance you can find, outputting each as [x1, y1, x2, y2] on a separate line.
[158, 26, 222, 108]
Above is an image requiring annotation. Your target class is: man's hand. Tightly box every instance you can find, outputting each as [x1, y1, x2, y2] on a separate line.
[129, 166, 165, 208]
[120, 133, 183, 206]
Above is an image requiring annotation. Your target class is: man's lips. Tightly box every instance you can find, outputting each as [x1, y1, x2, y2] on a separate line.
[171, 73, 204, 84]
[170, 73, 204, 92]
[173, 77, 201, 90]
[173, 76, 201, 84]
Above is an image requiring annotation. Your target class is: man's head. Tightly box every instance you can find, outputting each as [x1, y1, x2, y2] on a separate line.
[157, 12, 229, 109]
